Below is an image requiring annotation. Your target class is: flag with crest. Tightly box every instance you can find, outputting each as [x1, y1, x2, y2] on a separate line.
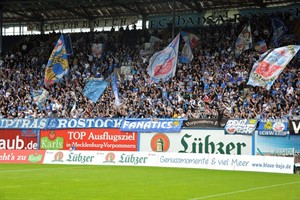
[247, 45, 300, 90]
[147, 33, 180, 83]
[44, 35, 69, 85]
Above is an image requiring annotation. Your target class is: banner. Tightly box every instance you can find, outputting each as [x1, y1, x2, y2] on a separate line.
[44, 35, 69, 85]
[256, 119, 289, 136]
[247, 45, 300, 90]
[183, 118, 227, 128]
[272, 18, 287, 47]
[157, 152, 294, 174]
[27, 17, 138, 31]
[0, 150, 46, 164]
[47, 118, 123, 129]
[147, 33, 180, 83]
[40, 129, 138, 151]
[235, 24, 252, 57]
[225, 119, 258, 135]
[149, 14, 203, 29]
[111, 73, 120, 106]
[139, 130, 252, 155]
[91, 43, 103, 59]
[289, 120, 300, 135]
[83, 79, 108, 103]
[43, 150, 157, 166]
[0, 129, 39, 150]
[41, 150, 294, 173]
[120, 119, 184, 133]
[0, 118, 48, 129]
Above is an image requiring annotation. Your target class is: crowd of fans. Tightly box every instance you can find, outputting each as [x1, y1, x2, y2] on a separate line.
[0, 15, 299, 120]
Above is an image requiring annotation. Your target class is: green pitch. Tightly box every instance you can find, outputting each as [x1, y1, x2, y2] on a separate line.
[0, 164, 299, 200]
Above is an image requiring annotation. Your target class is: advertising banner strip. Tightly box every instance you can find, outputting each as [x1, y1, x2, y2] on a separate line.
[0, 118, 124, 129]
[42, 150, 294, 174]
[257, 119, 289, 136]
[40, 128, 138, 151]
[289, 120, 300, 135]
[225, 119, 258, 135]
[46, 118, 124, 129]
[120, 118, 184, 133]
[0, 150, 46, 164]
[183, 118, 228, 128]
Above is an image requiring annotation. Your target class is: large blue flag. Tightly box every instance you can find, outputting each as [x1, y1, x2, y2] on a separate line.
[83, 79, 108, 103]
[111, 73, 120, 106]
[147, 33, 180, 83]
[44, 35, 69, 85]
[272, 18, 287, 47]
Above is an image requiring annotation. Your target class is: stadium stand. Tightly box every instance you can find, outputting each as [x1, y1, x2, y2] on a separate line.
[0, 1, 299, 120]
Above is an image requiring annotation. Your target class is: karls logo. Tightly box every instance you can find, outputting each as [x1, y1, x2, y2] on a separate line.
[104, 152, 115, 163]
[28, 153, 43, 163]
[291, 120, 300, 135]
[151, 133, 170, 152]
[40, 130, 64, 150]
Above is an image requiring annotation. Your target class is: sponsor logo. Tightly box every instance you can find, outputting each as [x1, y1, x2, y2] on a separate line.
[273, 122, 285, 132]
[28, 153, 43, 163]
[104, 152, 115, 163]
[151, 133, 170, 152]
[66, 152, 95, 163]
[118, 153, 148, 165]
[179, 134, 247, 155]
[40, 130, 64, 150]
[52, 152, 64, 162]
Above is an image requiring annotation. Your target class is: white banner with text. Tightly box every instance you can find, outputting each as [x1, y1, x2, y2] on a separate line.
[43, 150, 294, 174]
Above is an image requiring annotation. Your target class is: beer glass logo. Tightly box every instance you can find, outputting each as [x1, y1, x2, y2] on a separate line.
[151, 133, 170, 152]
[104, 152, 115, 163]
[52, 152, 64, 162]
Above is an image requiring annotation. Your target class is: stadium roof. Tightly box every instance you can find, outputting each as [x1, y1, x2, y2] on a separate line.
[0, 0, 297, 24]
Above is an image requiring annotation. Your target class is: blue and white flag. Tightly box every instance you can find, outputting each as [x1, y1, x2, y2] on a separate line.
[91, 43, 104, 59]
[179, 33, 194, 64]
[272, 18, 287, 47]
[254, 40, 268, 53]
[111, 73, 120, 106]
[235, 24, 252, 57]
[147, 33, 180, 83]
[181, 31, 199, 48]
[83, 79, 108, 103]
[31, 89, 49, 110]
[247, 45, 300, 90]
[44, 35, 69, 85]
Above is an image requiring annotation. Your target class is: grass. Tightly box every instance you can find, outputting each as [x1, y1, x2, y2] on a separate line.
[0, 164, 299, 200]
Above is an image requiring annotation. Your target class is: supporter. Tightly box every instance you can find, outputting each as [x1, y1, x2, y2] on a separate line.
[0, 16, 299, 120]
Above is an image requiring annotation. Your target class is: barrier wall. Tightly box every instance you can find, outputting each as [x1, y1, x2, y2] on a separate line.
[0, 118, 299, 174]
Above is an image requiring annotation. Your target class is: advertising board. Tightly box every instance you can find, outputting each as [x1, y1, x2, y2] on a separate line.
[0, 150, 45, 164]
[139, 130, 252, 155]
[40, 129, 138, 151]
[0, 129, 39, 150]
